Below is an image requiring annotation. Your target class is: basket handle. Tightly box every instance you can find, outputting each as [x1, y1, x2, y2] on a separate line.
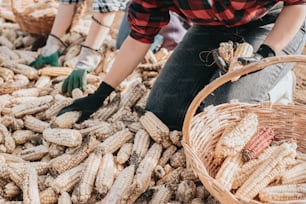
[182, 55, 306, 144]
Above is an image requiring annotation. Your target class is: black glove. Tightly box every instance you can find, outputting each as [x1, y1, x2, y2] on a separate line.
[57, 81, 114, 123]
[238, 44, 276, 65]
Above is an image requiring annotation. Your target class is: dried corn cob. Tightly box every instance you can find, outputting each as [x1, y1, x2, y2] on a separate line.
[48, 144, 65, 158]
[4, 182, 20, 199]
[12, 88, 40, 97]
[0, 36, 14, 49]
[18, 145, 49, 161]
[95, 129, 133, 155]
[0, 153, 24, 163]
[176, 180, 197, 203]
[39, 187, 58, 204]
[78, 151, 102, 204]
[215, 153, 243, 191]
[99, 165, 135, 204]
[139, 111, 170, 144]
[170, 149, 186, 168]
[92, 93, 120, 121]
[9, 162, 49, 175]
[281, 162, 306, 184]
[169, 130, 182, 147]
[58, 192, 72, 204]
[159, 145, 177, 167]
[130, 129, 150, 167]
[0, 67, 14, 81]
[50, 164, 83, 193]
[2, 62, 38, 80]
[43, 128, 82, 147]
[154, 165, 166, 179]
[149, 184, 172, 204]
[108, 106, 139, 124]
[215, 112, 258, 162]
[236, 143, 296, 199]
[259, 183, 306, 202]
[71, 88, 84, 99]
[181, 168, 198, 181]
[95, 153, 115, 197]
[12, 98, 52, 118]
[34, 76, 51, 88]
[116, 143, 133, 164]
[12, 130, 35, 145]
[157, 167, 184, 186]
[0, 74, 29, 94]
[296, 151, 306, 161]
[45, 98, 73, 119]
[127, 122, 142, 133]
[80, 122, 116, 140]
[232, 145, 278, 189]
[52, 111, 80, 129]
[24, 115, 50, 133]
[119, 79, 146, 108]
[23, 167, 40, 204]
[49, 135, 99, 175]
[242, 127, 274, 162]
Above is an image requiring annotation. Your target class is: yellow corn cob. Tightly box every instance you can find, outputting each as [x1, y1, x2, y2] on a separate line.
[49, 135, 99, 175]
[119, 79, 146, 108]
[169, 130, 182, 147]
[228, 42, 253, 81]
[0, 74, 29, 94]
[0, 68, 14, 82]
[78, 151, 102, 204]
[116, 143, 133, 164]
[4, 182, 20, 199]
[281, 162, 306, 184]
[170, 149, 186, 168]
[9, 162, 49, 175]
[259, 183, 306, 202]
[139, 111, 170, 145]
[149, 184, 172, 204]
[2, 62, 38, 80]
[92, 93, 120, 121]
[39, 187, 58, 204]
[12, 130, 35, 145]
[98, 165, 135, 204]
[95, 128, 133, 155]
[24, 115, 50, 133]
[52, 111, 80, 129]
[50, 164, 83, 193]
[215, 153, 243, 191]
[95, 153, 116, 198]
[45, 98, 73, 119]
[159, 145, 177, 167]
[48, 144, 65, 158]
[18, 145, 48, 161]
[215, 112, 258, 162]
[23, 167, 40, 204]
[157, 167, 184, 186]
[176, 180, 197, 203]
[232, 145, 278, 189]
[43, 128, 82, 147]
[130, 129, 150, 167]
[236, 143, 296, 199]
[58, 192, 72, 204]
[12, 97, 52, 118]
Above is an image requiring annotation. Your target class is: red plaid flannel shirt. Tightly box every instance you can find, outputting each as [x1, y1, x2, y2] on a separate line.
[127, 0, 306, 43]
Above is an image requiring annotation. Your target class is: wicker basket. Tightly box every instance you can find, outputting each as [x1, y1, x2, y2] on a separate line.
[11, 0, 59, 35]
[182, 55, 306, 204]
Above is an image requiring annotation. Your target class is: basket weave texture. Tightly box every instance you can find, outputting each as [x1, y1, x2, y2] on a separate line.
[11, 0, 59, 35]
[182, 55, 306, 204]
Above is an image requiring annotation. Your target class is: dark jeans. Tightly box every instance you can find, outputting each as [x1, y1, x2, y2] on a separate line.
[146, 19, 306, 130]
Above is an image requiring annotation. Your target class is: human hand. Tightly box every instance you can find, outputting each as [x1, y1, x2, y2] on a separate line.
[29, 50, 60, 69]
[62, 69, 87, 96]
[57, 81, 114, 123]
[238, 44, 276, 65]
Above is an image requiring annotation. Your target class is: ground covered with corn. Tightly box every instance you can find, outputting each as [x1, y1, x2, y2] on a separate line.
[0, 1, 305, 204]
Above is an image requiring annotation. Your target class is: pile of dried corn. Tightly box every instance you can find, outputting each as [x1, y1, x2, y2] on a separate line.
[0, 14, 220, 204]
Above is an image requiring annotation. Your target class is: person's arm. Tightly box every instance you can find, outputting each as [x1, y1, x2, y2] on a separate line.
[263, 4, 306, 53]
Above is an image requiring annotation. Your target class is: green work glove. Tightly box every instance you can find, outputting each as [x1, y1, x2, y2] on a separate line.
[29, 50, 60, 69]
[61, 45, 101, 96]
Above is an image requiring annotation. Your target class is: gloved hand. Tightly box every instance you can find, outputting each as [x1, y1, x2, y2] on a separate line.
[62, 45, 101, 96]
[29, 34, 66, 69]
[238, 44, 276, 65]
[57, 81, 114, 123]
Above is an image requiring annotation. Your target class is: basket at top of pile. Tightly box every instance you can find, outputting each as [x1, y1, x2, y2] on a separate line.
[11, 0, 58, 35]
[182, 55, 306, 204]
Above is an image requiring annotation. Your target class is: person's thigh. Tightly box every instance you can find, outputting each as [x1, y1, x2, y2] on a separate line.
[204, 21, 306, 106]
[146, 26, 237, 130]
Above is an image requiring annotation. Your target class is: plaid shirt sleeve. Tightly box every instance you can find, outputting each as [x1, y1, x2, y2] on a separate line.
[60, 0, 128, 12]
[127, 0, 171, 44]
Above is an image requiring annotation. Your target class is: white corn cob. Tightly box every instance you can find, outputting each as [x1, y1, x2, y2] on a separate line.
[12, 130, 35, 145]
[45, 98, 73, 119]
[130, 129, 150, 167]
[48, 144, 65, 158]
[0, 153, 24, 163]
[116, 143, 133, 164]
[0, 67, 14, 81]
[154, 165, 166, 179]
[12, 88, 40, 97]
[2, 62, 38, 80]
[9, 162, 49, 175]
[39, 187, 58, 204]
[169, 130, 182, 147]
[139, 111, 170, 145]
[98, 165, 135, 204]
[23, 167, 40, 204]
[296, 151, 306, 161]
[149, 184, 172, 204]
[82, 122, 118, 141]
[159, 145, 177, 167]
[107, 106, 138, 123]
[18, 145, 49, 161]
[127, 122, 143, 133]
[157, 167, 184, 186]
[4, 182, 20, 199]
[50, 164, 83, 193]
[281, 162, 306, 184]
[95, 129, 133, 155]
[34, 76, 51, 88]
[215, 112, 258, 162]
[215, 153, 243, 191]
[0, 36, 14, 49]
[52, 111, 81, 129]
[119, 78, 146, 108]
[43, 128, 82, 147]
[24, 115, 50, 133]
[170, 149, 186, 168]
[176, 180, 197, 203]
[95, 153, 116, 197]
[58, 192, 72, 204]
[92, 93, 121, 121]
[12, 97, 52, 117]
[77, 152, 102, 204]
[259, 183, 306, 202]
[0, 74, 29, 94]
[181, 168, 198, 181]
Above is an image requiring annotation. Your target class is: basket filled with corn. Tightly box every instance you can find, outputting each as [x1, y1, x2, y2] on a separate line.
[182, 55, 306, 204]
